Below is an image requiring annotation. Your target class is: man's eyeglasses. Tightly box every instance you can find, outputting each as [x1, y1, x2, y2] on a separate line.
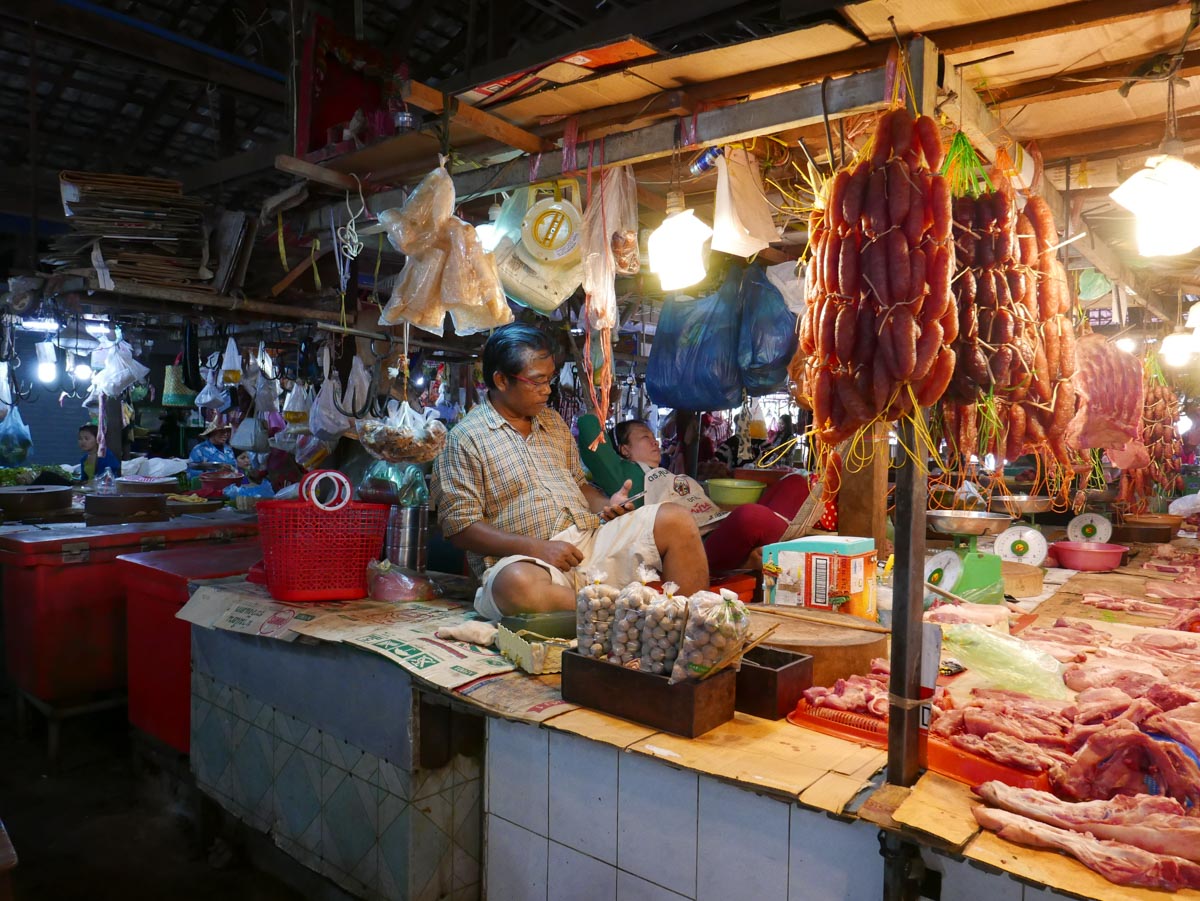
[509, 373, 558, 390]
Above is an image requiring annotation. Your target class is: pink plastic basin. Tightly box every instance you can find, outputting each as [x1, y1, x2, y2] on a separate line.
[1050, 541, 1129, 571]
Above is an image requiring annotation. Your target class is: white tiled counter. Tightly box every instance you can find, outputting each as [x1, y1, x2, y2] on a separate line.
[483, 718, 1083, 901]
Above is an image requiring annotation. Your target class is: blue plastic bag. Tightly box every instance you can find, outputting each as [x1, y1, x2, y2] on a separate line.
[0, 406, 33, 466]
[647, 265, 744, 411]
[737, 264, 798, 396]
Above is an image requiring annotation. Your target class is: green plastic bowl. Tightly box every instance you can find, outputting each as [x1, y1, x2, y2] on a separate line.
[706, 478, 768, 506]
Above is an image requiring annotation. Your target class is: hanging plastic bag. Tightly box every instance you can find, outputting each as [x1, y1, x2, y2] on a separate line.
[310, 347, 350, 442]
[711, 147, 779, 258]
[282, 382, 314, 433]
[220, 337, 243, 385]
[92, 339, 150, 397]
[194, 367, 228, 411]
[379, 165, 455, 256]
[765, 260, 806, 315]
[646, 264, 744, 411]
[294, 432, 336, 471]
[355, 400, 447, 463]
[0, 405, 33, 465]
[343, 355, 372, 415]
[580, 166, 639, 330]
[441, 218, 513, 335]
[254, 343, 279, 413]
[0, 361, 10, 423]
[231, 415, 269, 453]
[737, 264, 798, 396]
[379, 245, 448, 335]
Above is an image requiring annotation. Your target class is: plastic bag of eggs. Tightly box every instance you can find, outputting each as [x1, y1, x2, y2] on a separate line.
[575, 571, 622, 660]
[608, 566, 661, 667]
[668, 588, 750, 684]
[638, 582, 686, 675]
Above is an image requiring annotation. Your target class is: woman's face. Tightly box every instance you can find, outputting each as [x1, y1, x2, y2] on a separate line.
[210, 428, 231, 448]
[620, 423, 661, 466]
[78, 430, 97, 453]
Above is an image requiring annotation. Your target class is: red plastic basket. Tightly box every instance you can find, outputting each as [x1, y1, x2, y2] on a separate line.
[257, 498, 389, 601]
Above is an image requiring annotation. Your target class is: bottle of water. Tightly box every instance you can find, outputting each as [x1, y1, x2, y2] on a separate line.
[98, 467, 116, 496]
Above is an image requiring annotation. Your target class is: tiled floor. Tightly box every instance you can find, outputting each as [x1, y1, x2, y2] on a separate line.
[193, 668, 482, 901]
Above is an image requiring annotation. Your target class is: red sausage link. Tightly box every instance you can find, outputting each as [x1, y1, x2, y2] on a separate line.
[887, 229, 911, 307]
[886, 158, 911, 230]
[912, 319, 944, 382]
[841, 163, 870, 228]
[827, 170, 850, 235]
[916, 347, 956, 408]
[835, 302, 857, 365]
[866, 167, 890, 235]
[838, 232, 861, 299]
[915, 115, 944, 171]
[931, 175, 953, 243]
[891, 307, 919, 382]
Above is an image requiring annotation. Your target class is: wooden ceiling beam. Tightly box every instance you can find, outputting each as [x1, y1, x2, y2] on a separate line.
[401, 80, 555, 154]
[931, 0, 1188, 55]
[1036, 109, 1200, 162]
[986, 47, 1200, 108]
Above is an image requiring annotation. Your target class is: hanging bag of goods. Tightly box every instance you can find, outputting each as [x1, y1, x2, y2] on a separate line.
[220, 337, 243, 385]
[795, 106, 956, 445]
[256, 470, 390, 602]
[355, 399, 447, 463]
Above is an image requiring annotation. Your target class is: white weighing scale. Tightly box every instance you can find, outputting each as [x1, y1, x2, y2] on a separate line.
[924, 510, 1012, 606]
[989, 495, 1054, 567]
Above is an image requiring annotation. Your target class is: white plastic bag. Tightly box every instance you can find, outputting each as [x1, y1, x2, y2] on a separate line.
[711, 148, 779, 258]
[766, 260, 806, 315]
[343, 355, 372, 415]
[379, 166, 455, 256]
[220, 337, 243, 385]
[194, 368, 228, 411]
[310, 349, 350, 441]
[668, 589, 750, 684]
[355, 399, 446, 463]
[231, 415, 269, 453]
[282, 382, 314, 432]
[91, 339, 150, 396]
[254, 343, 279, 413]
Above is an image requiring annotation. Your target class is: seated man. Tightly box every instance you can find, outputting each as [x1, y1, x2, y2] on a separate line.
[432, 323, 709, 619]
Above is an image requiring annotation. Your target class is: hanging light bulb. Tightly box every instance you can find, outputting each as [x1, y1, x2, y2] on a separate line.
[1115, 337, 1138, 353]
[74, 362, 93, 381]
[1161, 326, 1195, 367]
[35, 340, 57, 383]
[1179, 413, 1194, 436]
[475, 198, 505, 252]
[648, 191, 712, 292]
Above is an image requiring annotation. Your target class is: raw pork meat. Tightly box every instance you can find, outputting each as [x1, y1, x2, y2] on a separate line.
[1146, 683, 1200, 711]
[949, 732, 1073, 773]
[974, 781, 1200, 863]
[1063, 662, 1162, 697]
[1145, 702, 1200, 756]
[803, 673, 889, 718]
[1144, 581, 1200, 601]
[972, 806, 1200, 890]
[1065, 334, 1145, 453]
[1144, 561, 1196, 575]
[924, 602, 1011, 630]
[1080, 593, 1176, 617]
[1165, 609, 1200, 632]
[1051, 726, 1200, 809]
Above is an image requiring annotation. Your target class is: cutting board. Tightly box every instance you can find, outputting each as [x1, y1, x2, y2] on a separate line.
[749, 609, 886, 686]
[1000, 561, 1043, 598]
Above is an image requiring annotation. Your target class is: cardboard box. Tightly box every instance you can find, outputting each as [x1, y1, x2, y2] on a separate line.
[763, 536, 877, 619]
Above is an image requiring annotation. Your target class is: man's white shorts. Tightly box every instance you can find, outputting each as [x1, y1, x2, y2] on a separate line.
[473, 503, 663, 620]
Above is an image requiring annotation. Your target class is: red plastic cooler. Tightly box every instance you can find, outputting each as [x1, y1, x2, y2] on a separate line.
[0, 516, 259, 704]
[117, 541, 262, 753]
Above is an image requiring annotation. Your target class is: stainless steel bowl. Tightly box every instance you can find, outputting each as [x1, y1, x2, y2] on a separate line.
[926, 509, 1012, 536]
[1084, 487, 1119, 504]
[991, 494, 1053, 516]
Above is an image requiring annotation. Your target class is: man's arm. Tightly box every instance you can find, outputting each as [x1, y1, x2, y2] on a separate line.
[448, 521, 583, 571]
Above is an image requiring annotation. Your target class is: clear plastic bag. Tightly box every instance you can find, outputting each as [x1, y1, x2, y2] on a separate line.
[668, 589, 750, 684]
[580, 166, 639, 330]
[0, 405, 32, 465]
[310, 348, 350, 441]
[194, 369, 229, 411]
[608, 566, 660, 666]
[294, 432, 335, 470]
[231, 416, 269, 453]
[441, 217, 513, 335]
[638, 582, 686, 675]
[220, 337, 243, 385]
[355, 399, 447, 463]
[367, 559, 443, 602]
[358, 460, 429, 506]
[941, 623, 1071, 700]
[282, 382, 314, 430]
[379, 244, 448, 335]
[92, 339, 150, 397]
[343, 355, 372, 413]
[380, 166, 455, 256]
[575, 571, 622, 660]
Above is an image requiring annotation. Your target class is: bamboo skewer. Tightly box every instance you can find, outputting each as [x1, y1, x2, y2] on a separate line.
[923, 580, 971, 606]
[750, 604, 891, 634]
[699, 623, 780, 681]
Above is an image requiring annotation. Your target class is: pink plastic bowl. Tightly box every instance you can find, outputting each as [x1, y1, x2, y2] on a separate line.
[1050, 541, 1129, 571]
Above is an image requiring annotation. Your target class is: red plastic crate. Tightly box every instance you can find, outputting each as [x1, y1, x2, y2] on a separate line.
[118, 541, 263, 753]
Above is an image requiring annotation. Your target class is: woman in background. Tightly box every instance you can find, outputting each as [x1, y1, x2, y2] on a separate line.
[77, 424, 121, 481]
[578, 414, 810, 570]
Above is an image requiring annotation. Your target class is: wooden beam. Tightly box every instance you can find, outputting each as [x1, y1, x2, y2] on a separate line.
[931, 0, 1187, 55]
[181, 138, 290, 191]
[987, 47, 1200, 109]
[4, 0, 286, 105]
[275, 154, 362, 190]
[271, 246, 333, 297]
[1037, 112, 1200, 162]
[83, 278, 343, 322]
[401, 80, 554, 154]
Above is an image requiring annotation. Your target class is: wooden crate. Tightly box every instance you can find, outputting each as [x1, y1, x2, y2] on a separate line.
[734, 646, 813, 720]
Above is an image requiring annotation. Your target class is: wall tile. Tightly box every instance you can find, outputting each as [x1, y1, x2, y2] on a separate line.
[376, 756, 412, 802]
[549, 731, 618, 864]
[548, 841, 616, 901]
[378, 794, 412, 901]
[922, 851, 1021, 901]
[616, 870, 691, 901]
[273, 742, 323, 858]
[322, 767, 381, 889]
[410, 802, 453, 901]
[788, 807, 883, 901]
[1023, 885, 1077, 900]
[486, 719, 548, 836]
[616, 754, 698, 898]
[230, 719, 274, 831]
[486, 815, 548, 901]
[696, 777, 788, 901]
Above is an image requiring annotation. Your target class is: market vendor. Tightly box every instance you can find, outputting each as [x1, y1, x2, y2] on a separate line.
[77, 424, 121, 481]
[188, 418, 237, 474]
[432, 323, 709, 619]
[578, 415, 811, 570]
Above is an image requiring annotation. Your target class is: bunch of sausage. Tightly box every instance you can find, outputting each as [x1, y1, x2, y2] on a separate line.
[1142, 381, 1184, 497]
[940, 192, 1077, 464]
[796, 108, 957, 444]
